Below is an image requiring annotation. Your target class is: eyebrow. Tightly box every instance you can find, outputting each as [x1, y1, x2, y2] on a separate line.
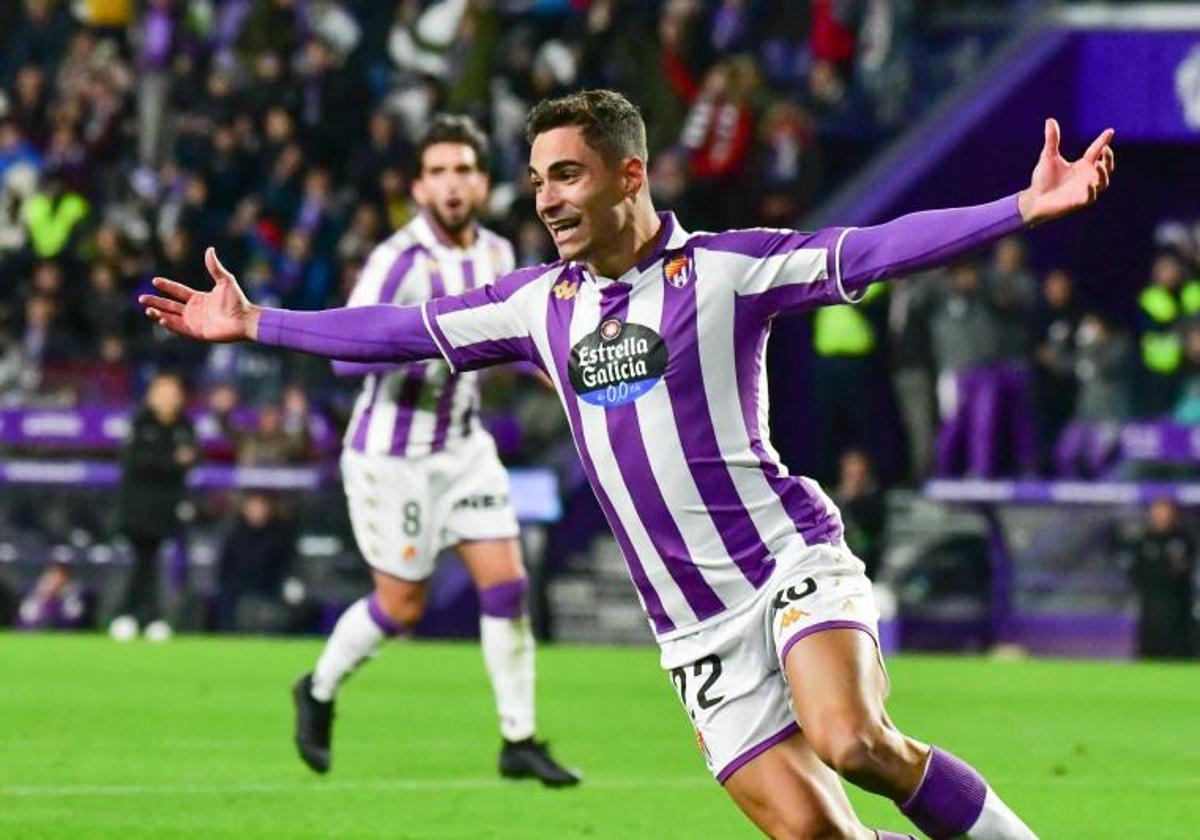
[527, 159, 587, 179]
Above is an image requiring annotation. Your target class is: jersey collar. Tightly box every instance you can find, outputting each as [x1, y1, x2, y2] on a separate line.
[586, 211, 691, 285]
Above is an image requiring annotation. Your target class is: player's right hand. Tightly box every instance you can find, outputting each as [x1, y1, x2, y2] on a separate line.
[138, 247, 261, 342]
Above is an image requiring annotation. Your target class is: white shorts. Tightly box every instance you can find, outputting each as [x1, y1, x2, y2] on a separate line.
[340, 433, 520, 581]
[658, 542, 885, 784]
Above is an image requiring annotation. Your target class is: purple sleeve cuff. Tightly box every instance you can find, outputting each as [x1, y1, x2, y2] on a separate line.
[256, 305, 444, 363]
[835, 193, 1025, 298]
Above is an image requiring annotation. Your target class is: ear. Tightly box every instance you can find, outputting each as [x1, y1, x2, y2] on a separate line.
[622, 156, 647, 199]
[411, 175, 427, 206]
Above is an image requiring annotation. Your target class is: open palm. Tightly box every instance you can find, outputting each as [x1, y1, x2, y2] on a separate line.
[1020, 118, 1115, 225]
[138, 248, 257, 342]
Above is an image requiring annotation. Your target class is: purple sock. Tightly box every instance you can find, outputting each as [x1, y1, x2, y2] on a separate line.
[899, 747, 987, 839]
[478, 578, 528, 619]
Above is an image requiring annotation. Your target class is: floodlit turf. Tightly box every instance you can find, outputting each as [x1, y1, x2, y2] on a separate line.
[1, 635, 1197, 838]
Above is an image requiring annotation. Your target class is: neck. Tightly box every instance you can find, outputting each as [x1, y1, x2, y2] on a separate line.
[587, 203, 662, 279]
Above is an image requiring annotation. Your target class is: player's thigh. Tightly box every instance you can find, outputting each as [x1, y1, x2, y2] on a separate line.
[784, 628, 889, 744]
[723, 731, 868, 840]
[767, 544, 893, 743]
[438, 436, 521, 580]
[457, 538, 525, 589]
[340, 448, 438, 580]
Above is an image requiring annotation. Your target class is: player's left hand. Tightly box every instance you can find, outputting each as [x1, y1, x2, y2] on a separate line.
[1018, 118, 1115, 225]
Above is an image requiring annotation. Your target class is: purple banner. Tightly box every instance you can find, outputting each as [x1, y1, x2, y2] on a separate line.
[1073, 30, 1200, 142]
[1120, 422, 1200, 462]
[926, 478, 1200, 506]
[0, 407, 336, 451]
[0, 459, 562, 522]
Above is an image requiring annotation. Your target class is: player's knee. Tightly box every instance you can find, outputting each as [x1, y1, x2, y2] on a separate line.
[374, 584, 426, 626]
[812, 718, 897, 783]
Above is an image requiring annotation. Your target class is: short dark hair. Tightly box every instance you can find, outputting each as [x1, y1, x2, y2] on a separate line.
[525, 89, 648, 164]
[416, 114, 490, 175]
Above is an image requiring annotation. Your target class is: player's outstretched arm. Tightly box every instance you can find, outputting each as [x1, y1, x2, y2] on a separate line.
[834, 119, 1114, 296]
[139, 248, 445, 364]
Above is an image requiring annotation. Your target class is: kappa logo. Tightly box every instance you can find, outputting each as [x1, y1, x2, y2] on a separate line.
[663, 252, 693, 288]
[551, 278, 580, 300]
[780, 607, 809, 629]
[772, 577, 817, 611]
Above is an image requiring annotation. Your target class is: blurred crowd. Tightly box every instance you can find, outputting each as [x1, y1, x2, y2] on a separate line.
[816, 220, 1200, 490]
[0, 0, 1015, 418]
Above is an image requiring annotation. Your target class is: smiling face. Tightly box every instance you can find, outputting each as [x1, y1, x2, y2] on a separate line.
[412, 142, 489, 239]
[529, 126, 640, 266]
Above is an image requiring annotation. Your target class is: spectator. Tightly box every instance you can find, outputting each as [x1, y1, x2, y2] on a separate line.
[1136, 250, 1200, 417]
[111, 371, 198, 642]
[216, 491, 297, 633]
[22, 172, 90, 260]
[986, 236, 1039, 476]
[1032, 269, 1081, 472]
[212, 387, 311, 467]
[811, 282, 890, 484]
[1123, 498, 1197, 659]
[931, 261, 1004, 477]
[1054, 312, 1133, 478]
[832, 449, 887, 580]
[888, 272, 938, 484]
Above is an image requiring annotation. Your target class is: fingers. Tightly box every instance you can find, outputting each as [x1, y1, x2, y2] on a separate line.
[151, 276, 195, 302]
[144, 307, 187, 335]
[205, 246, 234, 285]
[1083, 127, 1115, 165]
[137, 293, 185, 315]
[1095, 160, 1110, 193]
[1102, 144, 1115, 176]
[1043, 117, 1060, 158]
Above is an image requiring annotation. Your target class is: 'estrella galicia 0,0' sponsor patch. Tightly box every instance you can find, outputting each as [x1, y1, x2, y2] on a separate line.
[568, 318, 668, 407]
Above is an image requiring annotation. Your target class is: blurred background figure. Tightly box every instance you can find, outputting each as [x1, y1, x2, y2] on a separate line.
[110, 371, 196, 642]
[216, 491, 298, 634]
[1122, 498, 1197, 659]
[1054, 312, 1134, 479]
[832, 449, 886, 580]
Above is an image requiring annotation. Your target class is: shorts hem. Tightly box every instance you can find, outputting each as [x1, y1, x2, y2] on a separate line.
[362, 559, 433, 584]
[779, 620, 875, 667]
[716, 721, 801, 785]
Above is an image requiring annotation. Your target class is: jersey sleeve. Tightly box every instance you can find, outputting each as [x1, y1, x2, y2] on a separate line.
[693, 227, 848, 317]
[423, 265, 546, 373]
[701, 193, 1026, 320]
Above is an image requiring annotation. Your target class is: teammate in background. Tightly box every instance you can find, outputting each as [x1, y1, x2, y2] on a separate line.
[142, 90, 1114, 838]
[291, 116, 577, 786]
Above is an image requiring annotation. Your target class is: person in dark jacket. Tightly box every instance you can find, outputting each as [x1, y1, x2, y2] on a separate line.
[216, 492, 297, 634]
[1126, 498, 1197, 659]
[110, 371, 196, 641]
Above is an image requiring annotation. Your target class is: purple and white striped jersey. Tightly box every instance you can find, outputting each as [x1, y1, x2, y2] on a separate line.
[423, 213, 861, 639]
[260, 195, 1026, 640]
[342, 212, 515, 458]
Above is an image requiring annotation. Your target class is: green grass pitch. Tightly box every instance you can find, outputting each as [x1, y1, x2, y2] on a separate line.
[2, 634, 1197, 838]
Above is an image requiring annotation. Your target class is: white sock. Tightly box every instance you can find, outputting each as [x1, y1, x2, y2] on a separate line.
[480, 614, 536, 741]
[311, 596, 398, 702]
[968, 788, 1038, 839]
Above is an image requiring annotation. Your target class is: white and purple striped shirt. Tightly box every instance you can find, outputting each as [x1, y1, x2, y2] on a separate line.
[261, 195, 1026, 639]
[339, 213, 515, 458]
